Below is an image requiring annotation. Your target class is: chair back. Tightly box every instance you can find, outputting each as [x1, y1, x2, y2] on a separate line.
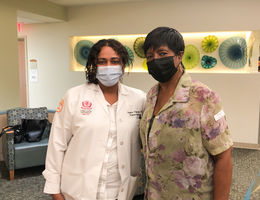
[6, 107, 48, 126]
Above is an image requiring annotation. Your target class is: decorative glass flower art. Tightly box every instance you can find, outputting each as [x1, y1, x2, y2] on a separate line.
[133, 37, 146, 58]
[182, 44, 200, 69]
[142, 59, 148, 71]
[74, 40, 94, 66]
[248, 45, 253, 66]
[124, 45, 134, 66]
[219, 37, 247, 69]
[202, 35, 219, 53]
[201, 55, 217, 69]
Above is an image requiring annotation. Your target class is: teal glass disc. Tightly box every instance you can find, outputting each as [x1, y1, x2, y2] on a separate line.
[74, 40, 94, 66]
[219, 37, 247, 69]
[124, 45, 134, 66]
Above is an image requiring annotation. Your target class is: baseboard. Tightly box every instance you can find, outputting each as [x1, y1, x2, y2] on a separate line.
[233, 142, 260, 150]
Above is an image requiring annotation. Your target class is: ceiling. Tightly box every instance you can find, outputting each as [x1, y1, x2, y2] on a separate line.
[48, 0, 147, 6]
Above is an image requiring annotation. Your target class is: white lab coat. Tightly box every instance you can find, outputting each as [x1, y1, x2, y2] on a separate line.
[43, 83, 146, 200]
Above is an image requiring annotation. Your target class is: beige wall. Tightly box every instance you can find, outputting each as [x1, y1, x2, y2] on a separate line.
[0, 0, 66, 111]
[67, 0, 260, 34]
[0, 4, 20, 110]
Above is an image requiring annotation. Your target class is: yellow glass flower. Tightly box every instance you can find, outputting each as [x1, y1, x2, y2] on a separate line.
[133, 37, 146, 58]
[201, 35, 219, 53]
[142, 59, 148, 71]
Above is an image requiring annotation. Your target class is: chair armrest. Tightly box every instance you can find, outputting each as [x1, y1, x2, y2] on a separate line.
[2, 132, 15, 170]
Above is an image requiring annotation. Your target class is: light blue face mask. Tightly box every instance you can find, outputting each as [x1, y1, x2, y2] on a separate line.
[96, 65, 123, 87]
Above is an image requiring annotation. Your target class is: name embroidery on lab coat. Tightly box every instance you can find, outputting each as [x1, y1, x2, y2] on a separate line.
[80, 100, 93, 115]
[128, 110, 142, 119]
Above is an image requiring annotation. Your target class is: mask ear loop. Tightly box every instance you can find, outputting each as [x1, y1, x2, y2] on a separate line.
[176, 51, 185, 74]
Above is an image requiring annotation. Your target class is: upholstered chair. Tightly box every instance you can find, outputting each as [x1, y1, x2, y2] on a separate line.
[1, 107, 52, 180]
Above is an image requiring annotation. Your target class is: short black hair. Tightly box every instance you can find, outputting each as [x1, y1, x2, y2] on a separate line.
[85, 39, 131, 84]
[143, 27, 185, 56]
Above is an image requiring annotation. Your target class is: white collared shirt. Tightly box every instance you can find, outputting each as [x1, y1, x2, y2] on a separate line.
[97, 101, 121, 200]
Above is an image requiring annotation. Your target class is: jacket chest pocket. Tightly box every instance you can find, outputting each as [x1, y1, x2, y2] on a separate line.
[118, 112, 141, 140]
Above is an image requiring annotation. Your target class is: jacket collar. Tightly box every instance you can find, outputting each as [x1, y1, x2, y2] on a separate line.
[171, 72, 191, 103]
[89, 82, 128, 96]
[149, 72, 191, 104]
[147, 72, 191, 116]
[87, 82, 128, 115]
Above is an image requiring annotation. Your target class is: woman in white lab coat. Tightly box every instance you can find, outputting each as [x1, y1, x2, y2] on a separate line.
[43, 39, 146, 200]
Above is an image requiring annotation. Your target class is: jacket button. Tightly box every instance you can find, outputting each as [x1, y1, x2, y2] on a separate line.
[121, 165, 125, 169]
[121, 188, 124, 192]
[120, 141, 124, 145]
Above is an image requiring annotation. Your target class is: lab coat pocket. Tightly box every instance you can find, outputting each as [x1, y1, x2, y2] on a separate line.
[61, 172, 83, 200]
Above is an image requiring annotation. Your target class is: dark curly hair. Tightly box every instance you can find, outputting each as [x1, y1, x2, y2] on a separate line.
[85, 39, 132, 84]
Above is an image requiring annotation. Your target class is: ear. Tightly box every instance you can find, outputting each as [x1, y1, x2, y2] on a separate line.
[177, 51, 184, 60]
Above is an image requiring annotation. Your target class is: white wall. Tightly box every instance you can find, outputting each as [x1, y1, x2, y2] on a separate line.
[123, 72, 260, 145]
[19, 0, 260, 144]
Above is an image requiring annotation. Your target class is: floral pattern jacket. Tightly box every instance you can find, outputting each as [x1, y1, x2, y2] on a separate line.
[140, 72, 233, 200]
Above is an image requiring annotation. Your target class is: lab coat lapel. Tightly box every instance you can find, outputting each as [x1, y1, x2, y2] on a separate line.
[92, 84, 109, 115]
[117, 83, 128, 114]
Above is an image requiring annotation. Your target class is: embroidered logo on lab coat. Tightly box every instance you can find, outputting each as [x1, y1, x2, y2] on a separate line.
[56, 99, 64, 112]
[80, 100, 93, 115]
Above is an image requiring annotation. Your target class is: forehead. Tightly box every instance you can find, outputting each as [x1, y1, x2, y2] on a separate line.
[98, 46, 120, 59]
[146, 45, 173, 54]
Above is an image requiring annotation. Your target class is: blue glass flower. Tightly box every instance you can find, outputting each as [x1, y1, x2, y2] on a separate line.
[201, 55, 217, 69]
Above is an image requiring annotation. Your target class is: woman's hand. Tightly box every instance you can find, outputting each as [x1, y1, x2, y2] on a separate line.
[52, 193, 65, 200]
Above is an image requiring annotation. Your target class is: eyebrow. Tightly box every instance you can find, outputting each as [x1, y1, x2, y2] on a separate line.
[146, 47, 169, 54]
[156, 47, 169, 51]
[97, 57, 120, 60]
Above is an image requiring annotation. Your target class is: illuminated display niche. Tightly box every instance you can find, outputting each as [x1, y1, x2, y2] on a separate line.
[70, 31, 257, 73]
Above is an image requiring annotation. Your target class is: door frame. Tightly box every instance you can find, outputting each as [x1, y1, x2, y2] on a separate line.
[18, 36, 28, 107]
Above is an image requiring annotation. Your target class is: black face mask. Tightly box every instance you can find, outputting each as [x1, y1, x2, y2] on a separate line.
[147, 56, 177, 83]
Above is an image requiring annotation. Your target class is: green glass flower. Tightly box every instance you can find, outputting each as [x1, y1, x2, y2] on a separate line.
[182, 44, 200, 69]
[202, 35, 219, 53]
[201, 55, 217, 69]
